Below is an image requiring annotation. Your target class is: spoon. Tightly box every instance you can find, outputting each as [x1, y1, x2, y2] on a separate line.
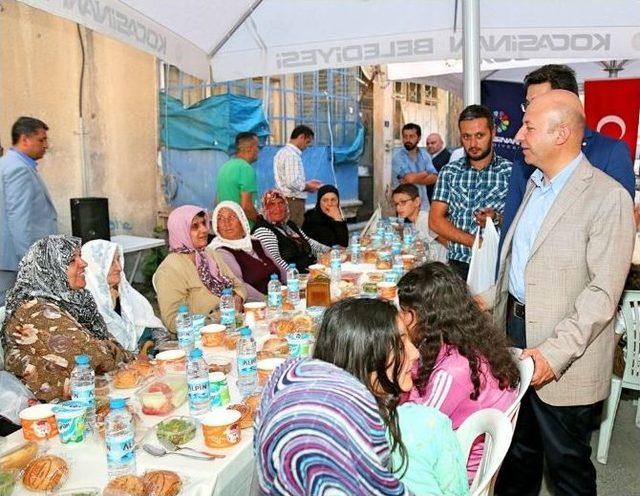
[158, 438, 225, 459]
[142, 443, 223, 460]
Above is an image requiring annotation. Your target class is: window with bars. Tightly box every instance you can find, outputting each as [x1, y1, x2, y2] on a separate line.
[162, 66, 361, 147]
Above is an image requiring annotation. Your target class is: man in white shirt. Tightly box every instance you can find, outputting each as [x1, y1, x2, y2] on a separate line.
[273, 125, 322, 226]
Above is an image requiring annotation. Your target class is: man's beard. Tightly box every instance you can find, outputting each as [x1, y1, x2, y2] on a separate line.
[403, 142, 417, 151]
[467, 144, 492, 162]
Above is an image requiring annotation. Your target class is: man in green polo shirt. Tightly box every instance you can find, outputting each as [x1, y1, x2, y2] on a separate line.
[216, 131, 259, 221]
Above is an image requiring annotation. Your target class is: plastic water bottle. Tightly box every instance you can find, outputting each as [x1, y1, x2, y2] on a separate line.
[105, 397, 136, 478]
[350, 232, 361, 264]
[330, 246, 342, 282]
[391, 237, 402, 256]
[267, 274, 282, 318]
[187, 348, 210, 417]
[236, 327, 257, 397]
[175, 305, 194, 352]
[286, 264, 300, 306]
[403, 225, 414, 251]
[70, 355, 96, 431]
[220, 288, 236, 335]
[393, 254, 405, 280]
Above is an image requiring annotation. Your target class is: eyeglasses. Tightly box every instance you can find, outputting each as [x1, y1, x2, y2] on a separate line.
[393, 199, 414, 208]
[520, 100, 531, 113]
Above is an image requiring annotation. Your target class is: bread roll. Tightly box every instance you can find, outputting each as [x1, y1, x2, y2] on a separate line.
[22, 455, 68, 491]
[261, 337, 289, 356]
[0, 442, 38, 470]
[103, 474, 145, 496]
[142, 470, 182, 496]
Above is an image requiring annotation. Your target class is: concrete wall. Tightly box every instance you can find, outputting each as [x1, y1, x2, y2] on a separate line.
[0, 0, 159, 236]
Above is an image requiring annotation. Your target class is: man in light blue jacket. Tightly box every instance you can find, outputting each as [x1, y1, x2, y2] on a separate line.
[0, 117, 58, 304]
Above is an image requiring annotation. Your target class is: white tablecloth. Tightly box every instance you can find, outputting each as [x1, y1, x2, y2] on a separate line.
[6, 333, 272, 495]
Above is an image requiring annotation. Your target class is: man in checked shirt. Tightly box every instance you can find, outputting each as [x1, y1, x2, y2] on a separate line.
[273, 125, 322, 227]
[429, 105, 512, 280]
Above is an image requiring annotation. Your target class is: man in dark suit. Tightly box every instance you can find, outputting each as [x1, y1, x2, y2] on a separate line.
[500, 65, 635, 252]
[425, 133, 451, 201]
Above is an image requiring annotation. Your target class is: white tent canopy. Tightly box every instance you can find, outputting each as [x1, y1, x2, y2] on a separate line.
[16, 0, 640, 82]
[387, 58, 640, 96]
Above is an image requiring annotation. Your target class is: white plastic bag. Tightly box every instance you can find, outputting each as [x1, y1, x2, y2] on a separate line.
[0, 371, 36, 424]
[466, 217, 499, 295]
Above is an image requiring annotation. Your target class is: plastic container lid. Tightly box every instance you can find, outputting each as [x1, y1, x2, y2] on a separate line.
[189, 348, 203, 359]
[110, 397, 126, 409]
[178, 304, 188, 313]
[239, 326, 251, 337]
[270, 274, 278, 280]
[74, 355, 90, 365]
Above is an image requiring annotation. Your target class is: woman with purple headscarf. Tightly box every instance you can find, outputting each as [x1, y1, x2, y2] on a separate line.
[154, 206, 246, 333]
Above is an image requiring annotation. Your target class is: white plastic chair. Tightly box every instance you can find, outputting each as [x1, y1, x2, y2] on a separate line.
[457, 408, 514, 496]
[597, 290, 640, 464]
[506, 348, 535, 423]
[152, 271, 159, 293]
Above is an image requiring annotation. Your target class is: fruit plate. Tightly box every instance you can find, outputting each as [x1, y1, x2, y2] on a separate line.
[136, 375, 188, 416]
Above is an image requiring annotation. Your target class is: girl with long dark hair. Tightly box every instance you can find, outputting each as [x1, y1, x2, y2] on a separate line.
[254, 298, 469, 496]
[398, 262, 519, 481]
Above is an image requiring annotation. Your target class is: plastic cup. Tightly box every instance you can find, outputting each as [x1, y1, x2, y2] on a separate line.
[19, 404, 58, 441]
[244, 302, 267, 321]
[377, 281, 397, 301]
[257, 358, 286, 386]
[156, 349, 186, 373]
[200, 324, 226, 347]
[308, 264, 326, 279]
[286, 332, 311, 357]
[209, 372, 230, 406]
[201, 409, 241, 448]
[52, 401, 86, 444]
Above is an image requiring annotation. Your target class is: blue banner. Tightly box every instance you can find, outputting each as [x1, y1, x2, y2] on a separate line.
[481, 81, 524, 163]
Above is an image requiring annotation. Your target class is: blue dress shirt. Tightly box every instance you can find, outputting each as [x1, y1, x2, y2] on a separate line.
[391, 147, 438, 210]
[508, 153, 583, 303]
[11, 148, 38, 169]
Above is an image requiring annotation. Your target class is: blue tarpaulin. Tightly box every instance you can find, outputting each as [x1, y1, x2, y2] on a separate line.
[159, 93, 270, 153]
[159, 93, 364, 209]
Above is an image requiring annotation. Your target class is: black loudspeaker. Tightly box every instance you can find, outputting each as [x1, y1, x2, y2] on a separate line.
[70, 197, 111, 243]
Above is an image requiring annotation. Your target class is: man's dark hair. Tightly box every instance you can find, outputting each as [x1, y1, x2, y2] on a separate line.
[235, 131, 258, 150]
[402, 123, 422, 137]
[523, 64, 579, 96]
[458, 105, 494, 130]
[392, 183, 420, 199]
[290, 125, 314, 140]
[11, 116, 48, 145]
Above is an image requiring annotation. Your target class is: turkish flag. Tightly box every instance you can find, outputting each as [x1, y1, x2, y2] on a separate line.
[584, 78, 640, 160]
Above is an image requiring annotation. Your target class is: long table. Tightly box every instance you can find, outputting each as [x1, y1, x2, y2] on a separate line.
[6, 338, 268, 495]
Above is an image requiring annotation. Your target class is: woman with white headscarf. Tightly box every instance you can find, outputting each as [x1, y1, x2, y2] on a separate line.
[210, 201, 284, 302]
[81, 239, 167, 352]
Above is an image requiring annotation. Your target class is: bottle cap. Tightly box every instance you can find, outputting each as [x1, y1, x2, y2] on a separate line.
[270, 274, 278, 280]
[289, 263, 296, 269]
[222, 288, 232, 295]
[109, 397, 126, 409]
[178, 304, 188, 313]
[189, 348, 203, 359]
[74, 355, 90, 365]
[239, 326, 251, 337]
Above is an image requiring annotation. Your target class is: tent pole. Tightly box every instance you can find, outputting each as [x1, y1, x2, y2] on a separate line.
[208, 0, 265, 58]
[462, 0, 481, 105]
